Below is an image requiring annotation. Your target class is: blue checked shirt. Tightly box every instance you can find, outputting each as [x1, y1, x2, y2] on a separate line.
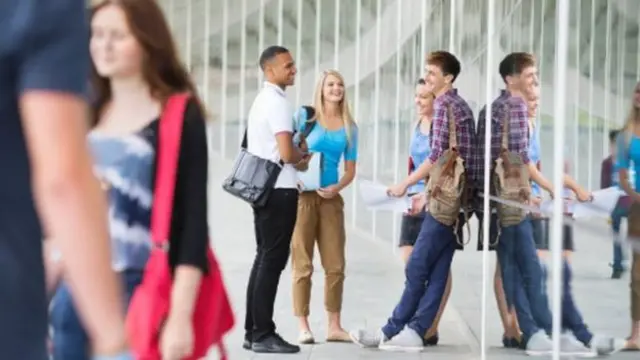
[476, 90, 530, 194]
[428, 89, 477, 186]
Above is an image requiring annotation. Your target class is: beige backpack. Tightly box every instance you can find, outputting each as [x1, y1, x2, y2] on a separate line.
[426, 106, 470, 244]
[493, 105, 531, 227]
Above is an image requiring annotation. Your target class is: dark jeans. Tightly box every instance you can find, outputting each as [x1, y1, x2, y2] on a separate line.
[382, 213, 457, 339]
[49, 270, 143, 360]
[497, 218, 552, 342]
[245, 188, 298, 342]
[611, 204, 628, 271]
[539, 262, 593, 346]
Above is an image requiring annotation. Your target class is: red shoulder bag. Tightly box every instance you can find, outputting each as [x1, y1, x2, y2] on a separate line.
[126, 93, 235, 360]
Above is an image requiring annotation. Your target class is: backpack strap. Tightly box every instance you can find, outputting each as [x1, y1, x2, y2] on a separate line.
[447, 105, 457, 150]
[501, 103, 510, 151]
[299, 105, 317, 139]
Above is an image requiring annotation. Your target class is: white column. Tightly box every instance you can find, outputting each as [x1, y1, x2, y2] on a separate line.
[421, 0, 427, 66]
[315, 0, 322, 77]
[258, 0, 265, 85]
[295, 0, 303, 106]
[392, 0, 402, 254]
[603, 1, 612, 157]
[239, 0, 247, 147]
[618, 0, 627, 126]
[277, 0, 284, 45]
[185, 0, 192, 69]
[587, 0, 596, 191]
[551, 0, 570, 358]
[538, 0, 547, 86]
[221, 0, 229, 156]
[372, 0, 381, 240]
[351, 0, 362, 228]
[203, 0, 210, 109]
[572, 0, 581, 182]
[480, 1, 496, 359]
[529, 1, 535, 53]
[334, 0, 341, 69]
[448, 0, 456, 53]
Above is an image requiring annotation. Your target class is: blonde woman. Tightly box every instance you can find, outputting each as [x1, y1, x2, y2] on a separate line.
[291, 70, 358, 344]
[618, 81, 640, 351]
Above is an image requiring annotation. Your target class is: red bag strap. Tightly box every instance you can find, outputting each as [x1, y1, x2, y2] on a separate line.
[151, 93, 191, 246]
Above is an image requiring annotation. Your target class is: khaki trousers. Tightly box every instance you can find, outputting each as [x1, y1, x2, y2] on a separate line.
[291, 192, 346, 317]
[632, 251, 640, 321]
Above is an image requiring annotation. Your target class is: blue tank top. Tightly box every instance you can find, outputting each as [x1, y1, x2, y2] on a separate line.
[408, 122, 431, 194]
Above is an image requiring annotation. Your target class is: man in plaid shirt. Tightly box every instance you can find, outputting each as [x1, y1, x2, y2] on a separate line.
[476, 53, 558, 356]
[350, 51, 476, 352]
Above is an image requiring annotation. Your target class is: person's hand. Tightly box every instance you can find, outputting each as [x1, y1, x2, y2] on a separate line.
[298, 137, 309, 153]
[407, 193, 428, 215]
[529, 196, 543, 218]
[387, 183, 408, 197]
[293, 153, 312, 171]
[317, 185, 340, 199]
[160, 315, 194, 360]
[575, 188, 593, 202]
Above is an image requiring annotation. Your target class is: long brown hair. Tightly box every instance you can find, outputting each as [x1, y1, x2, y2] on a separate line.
[90, 0, 203, 125]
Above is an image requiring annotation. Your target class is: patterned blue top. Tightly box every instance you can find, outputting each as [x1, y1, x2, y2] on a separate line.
[89, 128, 154, 271]
[408, 123, 431, 194]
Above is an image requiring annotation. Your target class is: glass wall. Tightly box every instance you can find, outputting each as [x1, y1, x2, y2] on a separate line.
[159, 0, 640, 245]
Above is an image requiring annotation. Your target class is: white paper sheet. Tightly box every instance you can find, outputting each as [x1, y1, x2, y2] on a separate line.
[358, 179, 412, 213]
[539, 186, 625, 219]
[297, 153, 322, 191]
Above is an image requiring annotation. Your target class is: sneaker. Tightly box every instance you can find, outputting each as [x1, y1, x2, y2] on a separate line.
[379, 327, 424, 352]
[525, 330, 553, 356]
[589, 335, 625, 355]
[560, 332, 594, 357]
[349, 328, 385, 348]
[297, 330, 315, 344]
[251, 333, 300, 354]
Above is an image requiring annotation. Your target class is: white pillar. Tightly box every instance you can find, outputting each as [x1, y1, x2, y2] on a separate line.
[221, 0, 229, 156]
[480, 1, 496, 359]
[238, 0, 247, 147]
[587, 0, 596, 191]
[551, 0, 570, 358]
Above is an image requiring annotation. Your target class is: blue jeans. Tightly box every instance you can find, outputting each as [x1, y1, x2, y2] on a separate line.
[611, 205, 628, 271]
[382, 213, 457, 339]
[497, 218, 552, 342]
[539, 262, 593, 346]
[50, 270, 143, 360]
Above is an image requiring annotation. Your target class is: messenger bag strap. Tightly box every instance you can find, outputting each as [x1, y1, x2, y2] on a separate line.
[447, 105, 457, 150]
[501, 104, 509, 151]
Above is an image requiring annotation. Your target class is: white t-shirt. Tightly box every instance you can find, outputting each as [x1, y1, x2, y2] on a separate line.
[246, 82, 297, 189]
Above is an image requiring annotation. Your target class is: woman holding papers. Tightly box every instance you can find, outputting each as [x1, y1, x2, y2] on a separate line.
[397, 78, 451, 346]
[290, 70, 358, 344]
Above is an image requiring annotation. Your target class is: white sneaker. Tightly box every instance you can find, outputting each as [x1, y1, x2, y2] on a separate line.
[589, 335, 625, 356]
[559, 332, 594, 357]
[379, 327, 424, 352]
[525, 330, 553, 356]
[349, 328, 385, 348]
[297, 330, 315, 344]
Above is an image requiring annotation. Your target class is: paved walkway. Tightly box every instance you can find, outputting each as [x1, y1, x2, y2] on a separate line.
[207, 153, 636, 359]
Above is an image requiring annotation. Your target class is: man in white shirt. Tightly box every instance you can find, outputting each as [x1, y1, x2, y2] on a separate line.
[243, 45, 307, 354]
